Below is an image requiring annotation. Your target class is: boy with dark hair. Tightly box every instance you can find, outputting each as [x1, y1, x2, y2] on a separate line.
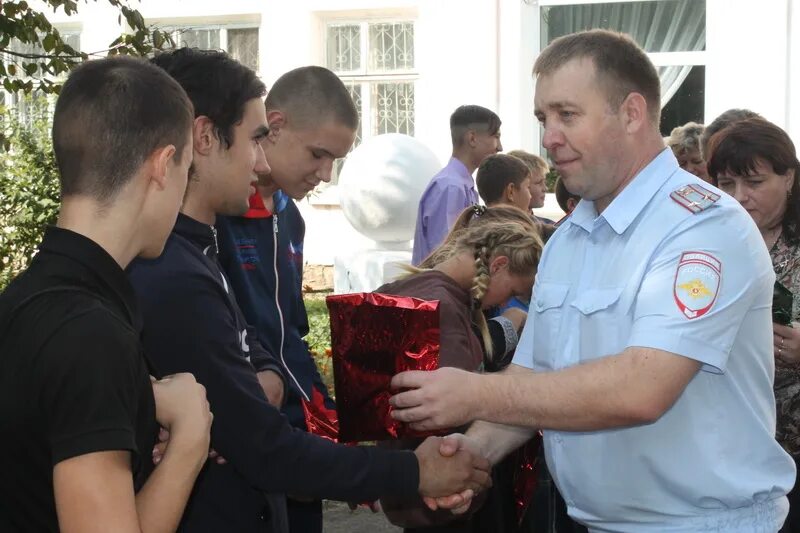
[475, 153, 532, 212]
[217, 64, 358, 532]
[412, 105, 503, 265]
[0, 55, 212, 532]
[507, 150, 550, 214]
[130, 50, 492, 533]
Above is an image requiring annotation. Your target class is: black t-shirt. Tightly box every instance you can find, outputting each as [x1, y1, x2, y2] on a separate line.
[0, 226, 157, 532]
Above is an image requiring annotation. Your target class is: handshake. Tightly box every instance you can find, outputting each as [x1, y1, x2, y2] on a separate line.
[414, 433, 492, 514]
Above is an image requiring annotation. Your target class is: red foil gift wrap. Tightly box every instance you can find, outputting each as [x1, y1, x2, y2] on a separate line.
[513, 435, 542, 525]
[326, 292, 441, 443]
[301, 387, 340, 443]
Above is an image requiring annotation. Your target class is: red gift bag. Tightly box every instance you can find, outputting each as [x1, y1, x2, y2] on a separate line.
[326, 292, 441, 443]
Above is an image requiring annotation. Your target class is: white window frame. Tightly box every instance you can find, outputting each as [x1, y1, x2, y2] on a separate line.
[153, 21, 261, 74]
[0, 27, 81, 124]
[311, 16, 417, 206]
[324, 18, 418, 143]
[166, 23, 257, 52]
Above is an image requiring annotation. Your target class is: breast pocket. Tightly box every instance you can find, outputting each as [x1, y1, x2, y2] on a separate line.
[531, 282, 570, 370]
[570, 287, 627, 360]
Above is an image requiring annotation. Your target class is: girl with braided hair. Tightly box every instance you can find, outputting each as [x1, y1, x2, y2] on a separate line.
[420, 205, 554, 368]
[376, 205, 545, 532]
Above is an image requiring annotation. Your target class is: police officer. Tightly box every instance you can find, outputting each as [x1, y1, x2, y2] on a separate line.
[389, 29, 796, 532]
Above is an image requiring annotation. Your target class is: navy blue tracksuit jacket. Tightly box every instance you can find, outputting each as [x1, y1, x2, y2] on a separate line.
[128, 213, 419, 533]
[217, 191, 335, 429]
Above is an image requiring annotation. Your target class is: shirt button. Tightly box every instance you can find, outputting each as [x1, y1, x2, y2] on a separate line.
[555, 435, 563, 444]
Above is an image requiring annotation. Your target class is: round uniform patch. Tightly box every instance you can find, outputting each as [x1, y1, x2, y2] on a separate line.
[673, 251, 721, 319]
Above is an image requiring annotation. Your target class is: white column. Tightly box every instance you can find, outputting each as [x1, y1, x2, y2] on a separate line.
[497, 0, 539, 154]
[787, 0, 799, 143]
[705, 0, 790, 130]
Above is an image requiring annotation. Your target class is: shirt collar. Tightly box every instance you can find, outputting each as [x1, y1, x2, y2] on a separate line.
[39, 225, 141, 329]
[174, 212, 216, 253]
[244, 192, 273, 219]
[446, 157, 474, 186]
[566, 148, 679, 235]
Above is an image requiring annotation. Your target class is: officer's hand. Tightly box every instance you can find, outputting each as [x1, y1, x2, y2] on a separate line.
[390, 367, 480, 431]
[422, 434, 488, 515]
[415, 436, 492, 501]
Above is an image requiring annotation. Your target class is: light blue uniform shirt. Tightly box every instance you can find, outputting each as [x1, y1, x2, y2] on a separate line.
[512, 149, 795, 532]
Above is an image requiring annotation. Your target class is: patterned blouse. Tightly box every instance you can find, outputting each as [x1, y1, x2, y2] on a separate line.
[771, 233, 800, 455]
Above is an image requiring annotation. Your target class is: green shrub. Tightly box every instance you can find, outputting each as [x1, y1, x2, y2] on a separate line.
[304, 292, 334, 392]
[0, 97, 60, 290]
[545, 167, 560, 193]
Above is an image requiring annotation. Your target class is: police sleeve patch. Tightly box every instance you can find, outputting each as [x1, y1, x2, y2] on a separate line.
[673, 251, 721, 319]
[670, 184, 720, 214]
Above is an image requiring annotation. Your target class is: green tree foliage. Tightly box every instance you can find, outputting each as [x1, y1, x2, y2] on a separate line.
[0, 0, 171, 94]
[545, 166, 559, 193]
[0, 2, 175, 288]
[0, 1, 173, 149]
[0, 96, 60, 289]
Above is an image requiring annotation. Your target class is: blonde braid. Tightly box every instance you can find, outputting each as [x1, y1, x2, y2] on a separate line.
[400, 205, 546, 359]
[470, 242, 494, 359]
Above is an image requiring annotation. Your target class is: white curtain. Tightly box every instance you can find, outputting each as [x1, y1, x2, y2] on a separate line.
[542, 0, 706, 106]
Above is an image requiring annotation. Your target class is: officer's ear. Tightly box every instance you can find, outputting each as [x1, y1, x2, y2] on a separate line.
[620, 92, 648, 135]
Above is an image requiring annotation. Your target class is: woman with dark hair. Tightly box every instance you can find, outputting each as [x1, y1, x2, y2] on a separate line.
[707, 116, 800, 532]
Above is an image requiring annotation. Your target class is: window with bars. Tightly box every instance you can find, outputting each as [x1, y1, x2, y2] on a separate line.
[166, 26, 259, 73]
[326, 20, 416, 182]
[3, 31, 81, 61]
[0, 31, 81, 125]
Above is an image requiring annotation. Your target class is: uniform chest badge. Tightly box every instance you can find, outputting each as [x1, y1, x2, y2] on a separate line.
[673, 251, 721, 319]
[670, 184, 720, 214]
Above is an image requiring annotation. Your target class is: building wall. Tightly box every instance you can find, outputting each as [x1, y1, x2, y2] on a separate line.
[705, 0, 794, 131]
[32, 0, 800, 266]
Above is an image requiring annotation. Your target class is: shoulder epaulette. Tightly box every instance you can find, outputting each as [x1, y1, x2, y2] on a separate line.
[670, 183, 720, 214]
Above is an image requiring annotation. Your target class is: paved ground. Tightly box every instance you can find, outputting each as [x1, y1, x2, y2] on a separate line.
[322, 501, 401, 532]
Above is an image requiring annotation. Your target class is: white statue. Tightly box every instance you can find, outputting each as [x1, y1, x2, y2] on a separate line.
[334, 133, 440, 292]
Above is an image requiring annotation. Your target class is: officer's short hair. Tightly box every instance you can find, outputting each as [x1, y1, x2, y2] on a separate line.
[534, 29, 661, 125]
[152, 47, 266, 149]
[450, 105, 501, 149]
[265, 66, 358, 131]
[53, 56, 193, 203]
[476, 154, 530, 205]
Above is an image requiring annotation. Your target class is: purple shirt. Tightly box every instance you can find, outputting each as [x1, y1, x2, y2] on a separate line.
[412, 157, 477, 265]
